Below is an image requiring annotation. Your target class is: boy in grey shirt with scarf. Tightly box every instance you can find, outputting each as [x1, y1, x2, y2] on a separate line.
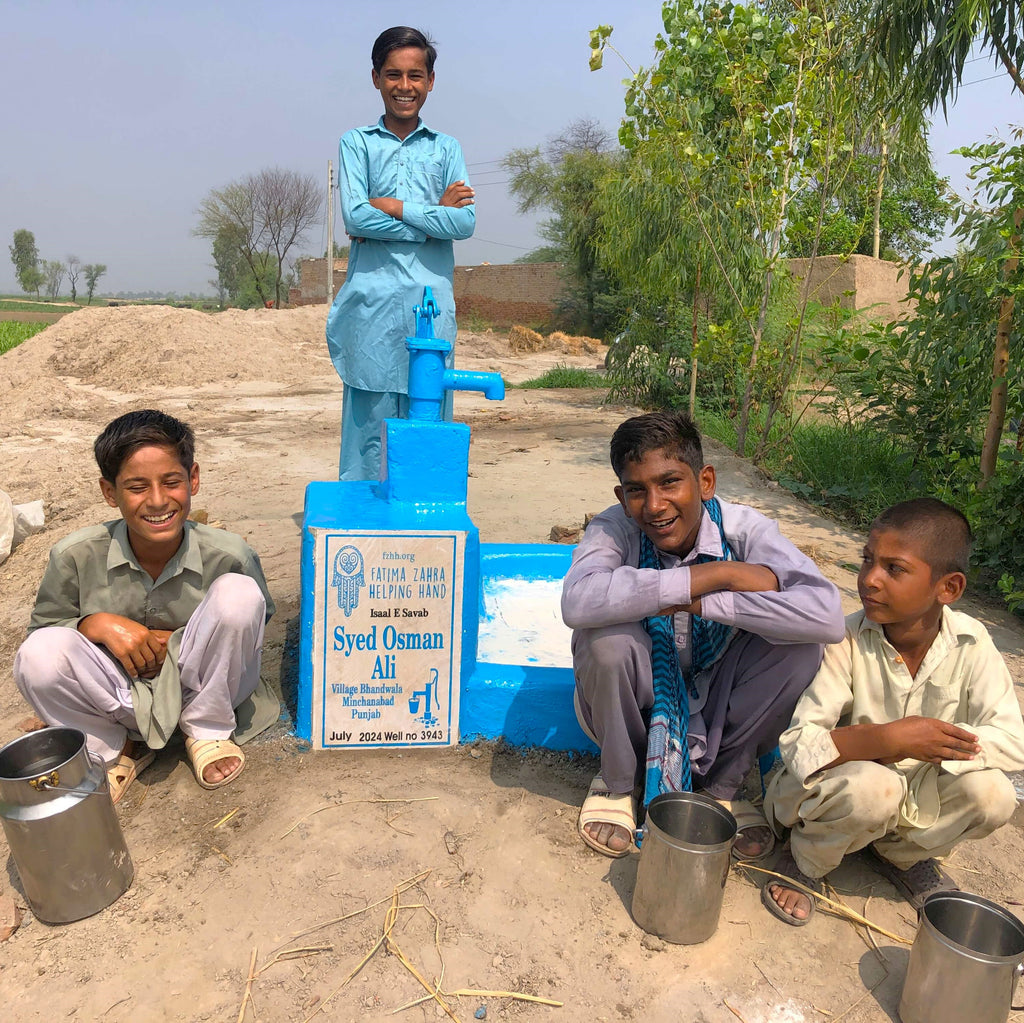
[562, 411, 844, 858]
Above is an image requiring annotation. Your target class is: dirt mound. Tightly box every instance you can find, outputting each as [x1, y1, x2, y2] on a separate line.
[34, 305, 333, 391]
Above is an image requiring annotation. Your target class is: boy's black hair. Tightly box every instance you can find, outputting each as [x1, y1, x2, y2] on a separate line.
[372, 26, 437, 74]
[94, 409, 195, 483]
[871, 498, 972, 578]
[610, 411, 705, 480]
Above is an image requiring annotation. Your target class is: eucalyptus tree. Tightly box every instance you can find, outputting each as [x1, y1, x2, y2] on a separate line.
[502, 119, 624, 334]
[872, 0, 1024, 485]
[592, 0, 866, 458]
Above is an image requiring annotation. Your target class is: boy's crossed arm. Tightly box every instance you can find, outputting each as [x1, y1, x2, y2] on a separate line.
[658, 561, 779, 616]
[828, 717, 980, 768]
[78, 613, 172, 680]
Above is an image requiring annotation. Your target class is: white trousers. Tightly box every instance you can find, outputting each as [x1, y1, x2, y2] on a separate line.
[14, 573, 266, 763]
[765, 759, 1017, 877]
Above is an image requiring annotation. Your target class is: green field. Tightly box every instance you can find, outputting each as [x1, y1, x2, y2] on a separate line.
[0, 321, 49, 355]
[0, 299, 74, 314]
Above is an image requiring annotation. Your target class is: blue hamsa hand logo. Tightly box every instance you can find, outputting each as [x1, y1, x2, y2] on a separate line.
[332, 544, 364, 617]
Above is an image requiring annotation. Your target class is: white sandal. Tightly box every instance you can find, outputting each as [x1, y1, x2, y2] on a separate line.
[578, 775, 636, 858]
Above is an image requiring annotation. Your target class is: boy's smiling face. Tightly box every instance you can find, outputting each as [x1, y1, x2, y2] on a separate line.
[615, 447, 716, 557]
[858, 526, 963, 628]
[100, 443, 199, 556]
[372, 46, 434, 136]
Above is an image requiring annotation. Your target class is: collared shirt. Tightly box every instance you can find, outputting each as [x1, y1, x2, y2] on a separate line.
[561, 501, 845, 708]
[778, 608, 1024, 827]
[28, 519, 277, 749]
[561, 500, 845, 655]
[29, 519, 275, 634]
[325, 117, 475, 393]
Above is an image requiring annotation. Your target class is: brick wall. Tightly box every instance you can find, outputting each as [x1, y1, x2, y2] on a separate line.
[291, 258, 564, 322]
[787, 254, 914, 323]
[293, 254, 913, 325]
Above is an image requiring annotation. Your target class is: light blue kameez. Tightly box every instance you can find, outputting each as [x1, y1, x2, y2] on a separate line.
[326, 117, 474, 480]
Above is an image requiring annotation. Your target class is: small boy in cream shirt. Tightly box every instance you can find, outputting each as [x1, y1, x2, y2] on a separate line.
[763, 498, 1024, 924]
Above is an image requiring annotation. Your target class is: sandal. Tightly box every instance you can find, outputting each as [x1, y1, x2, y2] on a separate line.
[715, 797, 777, 862]
[577, 775, 636, 858]
[867, 848, 959, 911]
[761, 849, 822, 927]
[185, 737, 245, 790]
[107, 744, 155, 804]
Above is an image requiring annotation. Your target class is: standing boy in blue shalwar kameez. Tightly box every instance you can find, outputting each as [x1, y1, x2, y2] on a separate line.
[326, 26, 476, 481]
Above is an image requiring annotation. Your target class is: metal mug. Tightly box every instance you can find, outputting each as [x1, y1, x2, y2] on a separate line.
[631, 791, 737, 944]
[899, 889, 1024, 1023]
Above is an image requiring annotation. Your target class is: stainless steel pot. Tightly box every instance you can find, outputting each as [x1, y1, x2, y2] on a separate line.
[899, 889, 1024, 1023]
[631, 791, 737, 944]
[0, 727, 133, 923]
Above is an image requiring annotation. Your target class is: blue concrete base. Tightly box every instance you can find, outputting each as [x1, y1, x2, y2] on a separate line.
[462, 543, 598, 753]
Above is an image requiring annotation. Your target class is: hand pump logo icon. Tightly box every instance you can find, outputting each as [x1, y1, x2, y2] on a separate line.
[331, 545, 365, 617]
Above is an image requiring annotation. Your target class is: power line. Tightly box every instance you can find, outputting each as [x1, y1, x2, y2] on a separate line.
[957, 71, 1014, 88]
[464, 236, 532, 250]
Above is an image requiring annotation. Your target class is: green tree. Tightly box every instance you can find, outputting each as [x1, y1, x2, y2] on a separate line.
[9, 229, 43, 296]
[502, 118, 625, 335]
[209, 223, 246, 308]
[42, 259, 66, 300]
[874, 0, 1024, 107]
[83, 263, 107, 304]
[195, 167, 322, 308]
[592, 0, 865, 458]
[785, 154, 950, 262]
[872, 0, 1024, 484]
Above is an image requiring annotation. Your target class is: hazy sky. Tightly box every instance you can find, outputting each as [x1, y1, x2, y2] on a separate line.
[1, 1, 1020, 296]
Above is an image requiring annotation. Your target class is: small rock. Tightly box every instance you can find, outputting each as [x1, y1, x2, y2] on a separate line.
[640, 933, 666, 952]
[549, 524, 581, 544]
[17, 715, 45, 733]
[475, 1007, 487, 1020]
[469, 748, 482, 759]
[0, 890, 23, 941]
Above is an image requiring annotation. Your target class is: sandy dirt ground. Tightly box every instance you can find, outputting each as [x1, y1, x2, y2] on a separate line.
[2, 304, 1024, 1023]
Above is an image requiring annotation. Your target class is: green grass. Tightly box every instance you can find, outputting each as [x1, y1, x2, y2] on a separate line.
[0, 321, 49, 355]
[516, 363, 607, 389]
[697, 404, 917, 533]
[0, 299, 73, 314]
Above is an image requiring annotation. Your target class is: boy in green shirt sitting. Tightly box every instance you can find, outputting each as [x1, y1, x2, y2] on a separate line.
[14, 409, 278, 801]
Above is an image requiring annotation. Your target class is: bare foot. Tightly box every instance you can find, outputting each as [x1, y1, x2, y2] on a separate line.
[202, 755, 241, 785]
[733, 825, 773, 860]
[766, 879, 812, 921]
[583, 821, 632, 854]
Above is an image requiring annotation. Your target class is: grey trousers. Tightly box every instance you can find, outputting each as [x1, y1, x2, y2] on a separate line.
[765, 759, 1017, 876]
[572, 622, 823, 798]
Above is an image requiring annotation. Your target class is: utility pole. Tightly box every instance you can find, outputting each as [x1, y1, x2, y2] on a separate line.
[326, 159, 335, 303]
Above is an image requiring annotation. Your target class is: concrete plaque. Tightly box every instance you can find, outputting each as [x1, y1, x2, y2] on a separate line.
[309, 530, 465, 749]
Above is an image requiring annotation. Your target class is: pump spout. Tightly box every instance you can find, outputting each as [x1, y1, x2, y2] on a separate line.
[405, 287, 505, 421]
[442, 369, 505, 402]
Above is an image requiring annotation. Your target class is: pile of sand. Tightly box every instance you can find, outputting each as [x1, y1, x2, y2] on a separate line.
[39, 305, 334, 391]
